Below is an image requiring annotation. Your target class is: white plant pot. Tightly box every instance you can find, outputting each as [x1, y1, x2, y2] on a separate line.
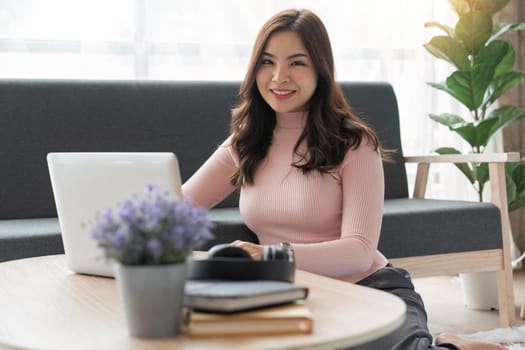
[459, 271, 499, 310]
[114, 261, 187, 338]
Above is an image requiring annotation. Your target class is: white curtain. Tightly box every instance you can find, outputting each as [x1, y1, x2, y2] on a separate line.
[0, 0, 475, 200]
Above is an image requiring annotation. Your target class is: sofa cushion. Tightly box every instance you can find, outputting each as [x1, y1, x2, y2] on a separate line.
[208, 200, 503, 259]
[0, 199, 501, 262]
[0, 211, 258, 262]
[380, 198, 502, 258]
[0, 218, 64, 262]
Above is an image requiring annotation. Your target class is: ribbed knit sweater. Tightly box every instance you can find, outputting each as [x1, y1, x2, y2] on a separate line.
[182, 111, 388, 283]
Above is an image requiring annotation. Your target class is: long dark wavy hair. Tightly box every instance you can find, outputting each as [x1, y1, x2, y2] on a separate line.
[230, 9, 385, 186]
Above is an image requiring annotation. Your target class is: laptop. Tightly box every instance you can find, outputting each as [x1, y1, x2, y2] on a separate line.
[47, 152, 183, 277]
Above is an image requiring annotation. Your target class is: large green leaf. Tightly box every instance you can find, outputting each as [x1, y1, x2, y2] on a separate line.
[507, 162, 525, 193]
[427, 41, 518, 113]
[485, 106, 525, 141]
[424, 21, 455, 37]
[473, 0, 509, 14]
[427, 81, 456, 101]
[451, 123, 478, 148]
[506, 162, 525, 211]
[423, 36, 470, 69]
[476, 40, 514, 77]
[430, 113, 499, 149]
[429, 113, 466, 127]
[445, 63, 494, 111]
[429, 79, 473, 110]
[455, 11, 492, 55]
[487, 22, 525, 44]
[471, 116, 500, 148]
[476, 42, 517, 109]
[429, 113, 475, 147]
[482, 71, 524, 108]
[434, 147, 476, 183]
[513, 164, 525, 194]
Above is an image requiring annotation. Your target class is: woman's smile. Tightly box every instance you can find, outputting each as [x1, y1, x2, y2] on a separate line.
[270, 88, 296, 99]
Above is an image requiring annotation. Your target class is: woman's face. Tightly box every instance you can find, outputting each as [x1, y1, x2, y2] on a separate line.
[256, 30, 318, 114]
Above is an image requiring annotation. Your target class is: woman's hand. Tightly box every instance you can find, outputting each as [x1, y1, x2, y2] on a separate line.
[231, 240, 264, 260]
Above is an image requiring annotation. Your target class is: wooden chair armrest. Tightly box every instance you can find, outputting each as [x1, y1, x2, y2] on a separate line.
[404, 152, 520, 199]
[404, 152, 520, 164]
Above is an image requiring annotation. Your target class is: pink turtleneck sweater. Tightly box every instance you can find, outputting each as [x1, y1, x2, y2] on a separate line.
[182, 112, 388, 283]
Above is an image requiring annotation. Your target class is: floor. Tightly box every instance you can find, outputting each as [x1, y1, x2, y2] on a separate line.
[414, 268, 525, 336]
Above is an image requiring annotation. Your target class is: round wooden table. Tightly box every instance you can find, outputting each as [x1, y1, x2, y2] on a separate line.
[0, 255, 406, 349]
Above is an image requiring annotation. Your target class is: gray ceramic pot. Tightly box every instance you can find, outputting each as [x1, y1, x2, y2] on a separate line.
[114, 261, 187, 338]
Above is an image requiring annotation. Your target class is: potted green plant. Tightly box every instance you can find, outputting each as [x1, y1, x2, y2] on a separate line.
[89, 184, 214, 338]
[423, 0, 525, 309]
[424, 0, 525, 202]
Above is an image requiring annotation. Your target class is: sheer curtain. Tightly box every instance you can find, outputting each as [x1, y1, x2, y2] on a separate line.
[0, 0, 473, 199]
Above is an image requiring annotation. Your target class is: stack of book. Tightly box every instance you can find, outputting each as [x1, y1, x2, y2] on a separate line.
[183, 280, 312, 336]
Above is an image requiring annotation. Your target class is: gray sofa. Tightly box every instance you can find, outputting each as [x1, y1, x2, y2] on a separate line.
[0, 79, 502, 262]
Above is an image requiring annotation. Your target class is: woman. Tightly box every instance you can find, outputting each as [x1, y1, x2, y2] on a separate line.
[182, 8, 505, 350]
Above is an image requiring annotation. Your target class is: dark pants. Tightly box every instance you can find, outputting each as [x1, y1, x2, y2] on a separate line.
[347, 264, 457, 350]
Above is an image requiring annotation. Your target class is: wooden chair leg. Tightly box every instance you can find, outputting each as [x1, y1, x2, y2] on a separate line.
[497, 267, 515, 327]
[490, 163, 517, 327]
[521, 297, 525, 319]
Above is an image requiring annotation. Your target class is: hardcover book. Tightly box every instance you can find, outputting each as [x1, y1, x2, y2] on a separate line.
[184, 302, 313, 336]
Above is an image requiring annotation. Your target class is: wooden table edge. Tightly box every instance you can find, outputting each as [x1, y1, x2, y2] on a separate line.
[0, 254, 406, 350]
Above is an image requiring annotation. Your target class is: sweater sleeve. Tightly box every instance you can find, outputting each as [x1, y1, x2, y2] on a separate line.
[182, 137, 238, 209]
[291, 142, 386, 279]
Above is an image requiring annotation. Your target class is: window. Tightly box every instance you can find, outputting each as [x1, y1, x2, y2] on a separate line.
[0, 0, 476, 199]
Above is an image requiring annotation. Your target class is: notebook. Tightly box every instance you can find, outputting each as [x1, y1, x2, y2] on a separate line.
[185, 280, 309, 313]
[47, 152, 183, 277]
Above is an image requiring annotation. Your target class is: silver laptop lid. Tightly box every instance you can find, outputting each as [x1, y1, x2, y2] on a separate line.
[47, 152, 182, 277]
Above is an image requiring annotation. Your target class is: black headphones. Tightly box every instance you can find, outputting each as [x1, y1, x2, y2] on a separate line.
[187, 243, 295, 282]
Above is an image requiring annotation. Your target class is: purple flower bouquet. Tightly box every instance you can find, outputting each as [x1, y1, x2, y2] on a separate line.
[89, 184, 214, 265]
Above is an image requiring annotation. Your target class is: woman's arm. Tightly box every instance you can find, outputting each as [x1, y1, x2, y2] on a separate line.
[292, 143, 385, 278]
[182, 138, 238, 209]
